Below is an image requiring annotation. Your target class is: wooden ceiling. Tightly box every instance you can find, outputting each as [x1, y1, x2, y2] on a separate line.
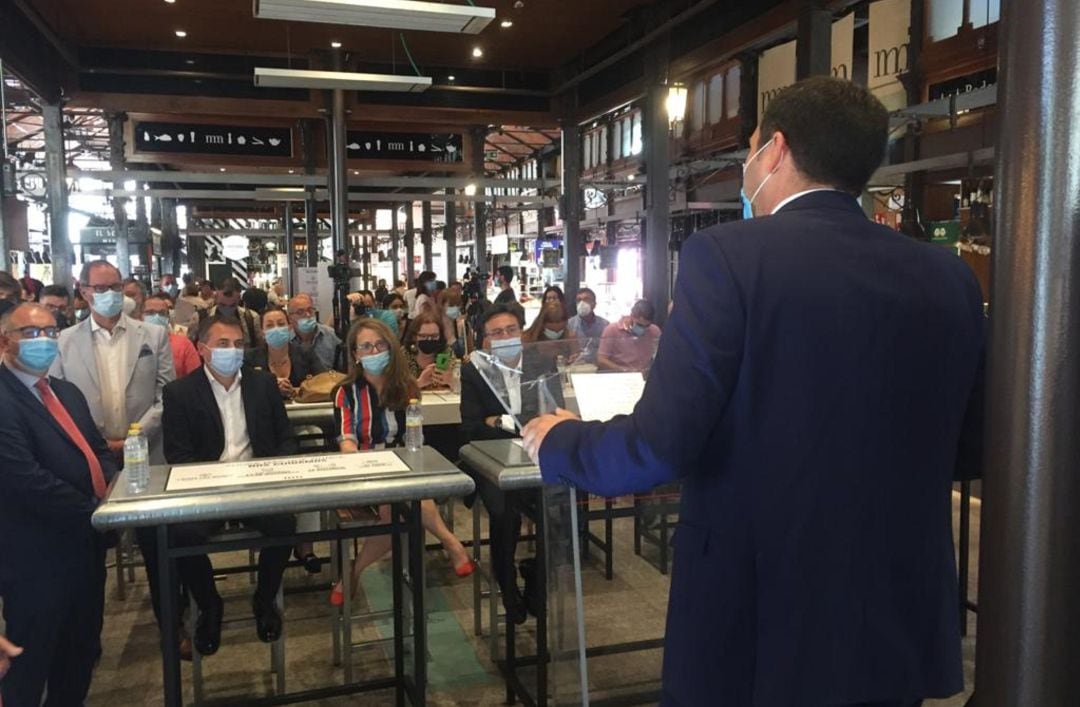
[32, 0, 656, 71]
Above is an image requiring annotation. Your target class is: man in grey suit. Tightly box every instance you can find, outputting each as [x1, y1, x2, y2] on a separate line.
[51, 260, 174, 463]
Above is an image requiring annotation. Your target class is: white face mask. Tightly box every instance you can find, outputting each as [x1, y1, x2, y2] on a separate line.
[576, 301, 592, 318]
[741, 137, 778, 219]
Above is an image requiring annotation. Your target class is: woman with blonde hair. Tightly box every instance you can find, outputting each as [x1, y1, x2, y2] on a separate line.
[329, 318, 474, 605]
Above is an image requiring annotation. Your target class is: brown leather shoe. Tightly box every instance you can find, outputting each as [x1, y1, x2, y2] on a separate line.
[179, 636, 193, 662]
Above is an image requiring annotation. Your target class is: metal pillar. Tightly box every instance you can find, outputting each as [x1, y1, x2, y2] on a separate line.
[134, 183, 148, 272]
[302, 119, 319, 266]
[282, 205, 293, 294]
[444, 190, 457, 281]
[329, 85, 349, 259]
[795, 0, 832, 80]
[404, 203, 416, 285]
[42, 102, 71, 286]
[421, 201, 433, 273]
[150, 197, 162, 282]
[161, 198, 180, 277]
[561, 95, 583, 303]
[471, 127, 488, 272]
[108, 113, 131, 277]
[974, 0, 1080, 704]
[643, 39, 671, 326]
[738, 53, 760, 148]
[188, 232, 206, 280]
[390, 204, 400, 286]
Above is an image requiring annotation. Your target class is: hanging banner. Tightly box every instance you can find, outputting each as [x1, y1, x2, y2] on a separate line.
[132, 121, 294, 157]
[868, 0, 911, 110]
[832, 13, 855, 81]
[758, 40, 797, 114]
[345, 132, 464, 163]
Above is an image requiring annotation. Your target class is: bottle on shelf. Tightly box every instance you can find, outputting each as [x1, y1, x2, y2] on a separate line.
[124, 423, 150, 493]
[405, 398, 424, 452]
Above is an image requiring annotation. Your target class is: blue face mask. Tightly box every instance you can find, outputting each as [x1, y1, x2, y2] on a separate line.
[360, 350, 391, 375]
[17, 337, 59, 373]
[741, 136, 777, 220]
[264, 326, 292, 349]
[209, 347, 244, 377]
[424, 280, 437, 293]
[144, 313, 170, 329]
[491, 336, 522, 362]
[630, 323, 647, 337]
[741, 189, 755, 220]
[445, 306, 461, 319]
[542, 328, 563, 340]
[297, 317, 318, 335]
[90, 289, 123, 318]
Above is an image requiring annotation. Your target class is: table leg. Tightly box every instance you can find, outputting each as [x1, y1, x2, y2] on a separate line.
[157, 524, 182, 707]
[536, 494, 548, 706]
[392, 506, 405, 707]
[408, 500, 427, 705]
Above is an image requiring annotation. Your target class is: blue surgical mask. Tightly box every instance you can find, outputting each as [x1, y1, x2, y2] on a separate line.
[209, 347, 244, 377]
[17, 337, 59, 373]
[264, 326, 292, 349]
[491, 336, 522, 362]
[542, 328, 563, 340]
[144, 313, 170, 329]
[90, 289, 123, 318]
[741, 136, 777, 219]
[360, 350, 391, 375]
[424, 281, 437, 293]
[630, 323, 647, 337]
[165, 284, 178, 297]
[445, 306, 461, 319]
[297, 317, 318, 335]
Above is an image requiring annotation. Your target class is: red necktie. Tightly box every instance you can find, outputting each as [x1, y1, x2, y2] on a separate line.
[35, 378, 108, 499]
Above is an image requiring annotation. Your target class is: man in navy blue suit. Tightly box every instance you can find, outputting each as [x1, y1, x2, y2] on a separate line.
[0, 303, 118, 706]
[524, 77, 984, 707]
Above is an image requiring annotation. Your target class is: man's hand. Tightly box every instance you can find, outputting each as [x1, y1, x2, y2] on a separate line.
[521, 408, 579, 464]
[0, 634, 24, 680]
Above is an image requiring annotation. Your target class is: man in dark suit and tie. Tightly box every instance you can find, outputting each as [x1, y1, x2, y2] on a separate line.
[0, 303, 118, 706]
[524, 77, 984, 707]
[135, 314, 298, 657]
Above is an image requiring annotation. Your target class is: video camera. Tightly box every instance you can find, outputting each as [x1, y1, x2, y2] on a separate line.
[462, 269, 490, 302]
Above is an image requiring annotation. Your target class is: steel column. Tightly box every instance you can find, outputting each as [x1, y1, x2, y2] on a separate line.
[561, 95, 583, 303]
[974, 0, 1080, 704]
[421, 201, 433, 273]
[471, 127, 488, 272]
[42, 102, 72, 286]
[328, 60, 349, 260]
[643, 39, 671, 326]
[404, 203, 416, 285]
[444, 190, 457, 281]
[282, 205, 293, 293]
[391, 204, 400, 285]
[302, 119, 319, 267]
[161, 198, 180, 277]
[108, 113, 131, 277]
[795, 0, 833, 80]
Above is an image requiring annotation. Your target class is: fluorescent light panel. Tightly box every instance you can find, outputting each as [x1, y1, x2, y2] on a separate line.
[254, 0, 494, 34]
[254, 67, 432, 92]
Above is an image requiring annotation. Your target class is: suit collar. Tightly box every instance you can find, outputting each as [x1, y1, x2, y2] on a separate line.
[773, 189, 863, 216]
[192, 365, 226, 441]
[0, 364, 78, 447]
[240, 371, 262, 437]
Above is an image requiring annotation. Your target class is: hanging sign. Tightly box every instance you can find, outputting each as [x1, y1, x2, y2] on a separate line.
[346, 131, 464, 163]
[832, 13, 855, 81]
[133, 121, 294, 157]
[758, 40, 797, 114]
[928, 68, 997, 101]
[868, 0, 911, 111]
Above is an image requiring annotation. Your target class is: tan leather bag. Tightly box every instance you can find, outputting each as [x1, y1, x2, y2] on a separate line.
[294, 371, 347, 403]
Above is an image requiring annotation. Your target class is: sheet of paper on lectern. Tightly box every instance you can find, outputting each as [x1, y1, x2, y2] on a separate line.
[166, 451, 410, 492]
[569, 372, 646, 422]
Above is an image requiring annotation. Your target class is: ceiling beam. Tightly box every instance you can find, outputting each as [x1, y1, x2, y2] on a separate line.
[73, 169, 558, 190]
[0, 1, 77, 102]
[79, 187, 558, 206]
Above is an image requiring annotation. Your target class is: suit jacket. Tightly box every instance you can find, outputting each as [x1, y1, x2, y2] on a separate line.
[460, 351, 564, 440]
[50, 314, 174, 462]
[162, 366, 298, 463]
[0, 365, 119, 584]
[539, 192, 985, 706]
[246, 341, 327, 388]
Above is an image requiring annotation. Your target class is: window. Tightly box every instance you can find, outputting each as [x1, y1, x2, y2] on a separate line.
[725, 65, 741, 119]
[612, 121, 623, 160]
[592, 133, 600, 169]
[631, 113, 643, 156]
[970, 0, 1000, 28]
[599, 126, 608, 165]
[928, 0, 964, 40]
[622, 116, 633, 158]
[583, 133, 593, 170]
[706, 73, 725, 124]
[690, 79, 707, 131]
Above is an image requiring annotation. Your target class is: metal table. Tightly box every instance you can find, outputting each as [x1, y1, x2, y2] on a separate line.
[459, 439, 667, 706]
[285, 392, 463, 431]
[92, 447, 474, 707]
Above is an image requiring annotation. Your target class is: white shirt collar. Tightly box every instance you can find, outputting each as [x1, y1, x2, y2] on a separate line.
[771, 188, 848, 215]
[3, 360, 45, 391]
[90, 312, 128, 334]
[204, 365, 242, 393]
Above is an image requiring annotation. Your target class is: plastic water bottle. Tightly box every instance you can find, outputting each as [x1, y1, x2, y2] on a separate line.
[124, 423, 150, 493]
[556, 354, 567, 386]
[405, 398, 424, 452]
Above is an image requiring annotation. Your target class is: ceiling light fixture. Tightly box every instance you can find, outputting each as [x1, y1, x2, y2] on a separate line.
[464, 183, 477, 196]
[254, 0, 495, 34]
[472, 46, 483, 59]
[447, 75, 456, 81]
[330, 40, 342, 48]
[500, 19, 513, 28]
[220, 167, 227, 172]
[174, 29, 187, 37]
[666, 83, 688, 127]
[165, 0, 176, 3]
[254, 67, 432, 92]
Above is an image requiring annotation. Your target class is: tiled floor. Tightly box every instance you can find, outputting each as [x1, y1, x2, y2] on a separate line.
[35, 490, 979, 706]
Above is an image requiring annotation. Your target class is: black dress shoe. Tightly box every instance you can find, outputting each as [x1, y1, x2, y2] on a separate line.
[194, 595, 224, 656]
[301, 553, 322, 575]
[502, 586, 528, 626]
[519, 558, 541, 619]
[253, 595, 283, 643]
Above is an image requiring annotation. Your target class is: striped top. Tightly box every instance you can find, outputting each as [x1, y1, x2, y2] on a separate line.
[332, 380, 405, 449]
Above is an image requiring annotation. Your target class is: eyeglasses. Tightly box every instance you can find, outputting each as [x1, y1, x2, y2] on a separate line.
[11, 326, 61, 340]
[485, 325, 520, 338]
[289, 308, 315, 318]
[83, 283, 123, 294]
[355, 340, 390, 355]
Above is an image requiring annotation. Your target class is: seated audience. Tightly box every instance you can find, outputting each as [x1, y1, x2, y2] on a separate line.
[597, 299, 661, 373]
[288, 293, 341, 372]
[566, 287, 609, 364]
[329, 318, 474, 606]
[194, 278, 262, 349]
[247, 306, 327, 400]
[403, 312, 458, 390]
[40, 284, 73, 329]
[143, 293, 202, 379]
[442, 290, 468, 358]
[523, 300, 579, 362]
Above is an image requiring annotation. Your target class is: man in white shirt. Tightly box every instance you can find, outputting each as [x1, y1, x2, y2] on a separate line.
[135, 314, 299, 658]
[51, 261, 174, 463]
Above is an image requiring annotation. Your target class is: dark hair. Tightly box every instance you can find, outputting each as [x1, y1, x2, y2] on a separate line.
[242, 287, 268, 314]
[541, 285, 565, 304]
[382, 292, 406, 309]
[219, 277, 243, 295]
[196, 313, 244, 344]
[497, 265, 514, 283]
[339, 318, 417, 411]
[524, 301, 571, 343]
[577, 287, 597, 302]
[759, 76, 888, 195]
[0, 272, 20, 300]
[403, 311, 447, 350]
[41, 284, 71, 301]
[481, 303, 525, 331]
[631, 299, 656, 322]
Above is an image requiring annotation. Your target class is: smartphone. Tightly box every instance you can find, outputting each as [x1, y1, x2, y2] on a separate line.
[435, 352, 451, 371]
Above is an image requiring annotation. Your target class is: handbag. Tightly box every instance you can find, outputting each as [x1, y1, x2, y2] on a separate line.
[294, 370, 347, 403]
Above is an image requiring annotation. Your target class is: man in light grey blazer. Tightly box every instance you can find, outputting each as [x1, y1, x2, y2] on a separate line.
[50, 261, 174, 463]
